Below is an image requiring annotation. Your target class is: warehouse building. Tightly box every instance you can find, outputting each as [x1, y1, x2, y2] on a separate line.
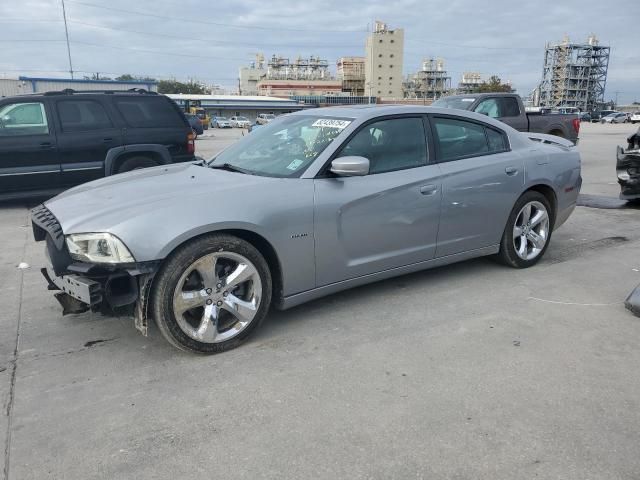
[166, 94, 312, 122]
[0, 76, 158, 97]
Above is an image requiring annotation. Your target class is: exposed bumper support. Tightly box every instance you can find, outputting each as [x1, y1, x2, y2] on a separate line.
[626, 284, 640, 318]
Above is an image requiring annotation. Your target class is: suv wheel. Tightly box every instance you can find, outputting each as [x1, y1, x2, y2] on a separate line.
[151, 234, 272, 354]
[117, 156, 159, 173]
[496, 191, 553, 268]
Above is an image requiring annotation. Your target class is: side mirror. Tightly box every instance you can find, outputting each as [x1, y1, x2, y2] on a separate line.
[330, 156, 370, 177]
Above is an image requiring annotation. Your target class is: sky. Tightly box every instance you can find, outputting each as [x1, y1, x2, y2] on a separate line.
[1, 0, 638, 104]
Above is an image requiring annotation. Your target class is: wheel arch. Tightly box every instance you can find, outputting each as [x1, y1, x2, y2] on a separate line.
[524, 183, 558, 224]
[105, 144, 172, 175]
[157, 227, 285, 306]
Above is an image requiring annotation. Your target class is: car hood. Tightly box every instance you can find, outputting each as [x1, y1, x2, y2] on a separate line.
[45, 162, 274, 233]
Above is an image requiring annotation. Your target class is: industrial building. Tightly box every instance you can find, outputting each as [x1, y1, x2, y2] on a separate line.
[457, 72, 483, 94]
[365, 21, 404, 99]
[536, 35, 610, 112]
[337, 57, 366, 96]
[240, 54, 343, 98]
[238, 54, 267, 96]
[403, 58, 451, 100]
[0, 76, 158, 97]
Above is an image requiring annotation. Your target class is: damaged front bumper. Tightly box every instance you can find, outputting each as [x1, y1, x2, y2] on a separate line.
[31, 204, 158, 335]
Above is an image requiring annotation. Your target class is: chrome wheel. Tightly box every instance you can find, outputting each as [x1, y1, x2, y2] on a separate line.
[513, 201, 549, 261]
[172, 252, 262, 344]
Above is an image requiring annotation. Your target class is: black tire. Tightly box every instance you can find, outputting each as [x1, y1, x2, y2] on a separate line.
[151, 234, 272, 354]
[117, 156, 159, 173]
[495, 191, 554, 268]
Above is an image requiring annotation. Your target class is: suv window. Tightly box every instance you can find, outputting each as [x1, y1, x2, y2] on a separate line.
[57, 100, 113, 132]
[475, 97, 520, 118]
[433, 117, 508, 161]
[114, 96, 184, 128]
[0, 102, 49, 136]
[337, 117, 428, 174]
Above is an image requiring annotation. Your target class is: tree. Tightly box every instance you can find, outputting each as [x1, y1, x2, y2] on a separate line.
[115, 74, 135, 81]
[473, 76, 514, 93]
[157, 80, 209, 95]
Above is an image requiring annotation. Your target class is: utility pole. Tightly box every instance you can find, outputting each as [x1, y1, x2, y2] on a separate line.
[60, 0, 74, 79]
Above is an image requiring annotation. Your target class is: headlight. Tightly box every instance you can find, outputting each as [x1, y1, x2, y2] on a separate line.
[66, 233, 135, 264]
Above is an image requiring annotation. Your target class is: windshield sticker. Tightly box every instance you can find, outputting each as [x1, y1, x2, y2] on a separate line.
[461, 98, 475, 102]
[312, 119, 351, 129]
[286, 159, 304, 171]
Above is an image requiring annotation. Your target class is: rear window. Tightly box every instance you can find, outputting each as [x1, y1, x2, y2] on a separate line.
[114, 96, 185, 128]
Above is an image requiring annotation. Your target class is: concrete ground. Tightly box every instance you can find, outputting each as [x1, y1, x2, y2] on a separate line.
[2, 122, 640, 480]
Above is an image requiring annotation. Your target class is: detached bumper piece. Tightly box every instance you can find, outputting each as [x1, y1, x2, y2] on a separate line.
[617, 129, 640, 200]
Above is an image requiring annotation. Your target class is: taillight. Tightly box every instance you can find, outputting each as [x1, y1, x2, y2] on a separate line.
[187, 131, 195, 154]
[572, 117, 580, 134]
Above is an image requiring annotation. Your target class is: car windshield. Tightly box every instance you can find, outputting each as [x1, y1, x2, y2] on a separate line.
[209, 115, 352, 177]
[262, 114, 275, 119]
[236, 116, 248, 121]
[432, 97, 476, 110]
[217, 117, 228, 121]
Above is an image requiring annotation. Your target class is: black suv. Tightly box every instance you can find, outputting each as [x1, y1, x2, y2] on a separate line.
[0, 89, 195, 200]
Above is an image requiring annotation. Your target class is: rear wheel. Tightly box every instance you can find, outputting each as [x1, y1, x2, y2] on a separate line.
[152, 234, 272, 354]
[496, 191, 553, 268]
[117, 155, 159, 173]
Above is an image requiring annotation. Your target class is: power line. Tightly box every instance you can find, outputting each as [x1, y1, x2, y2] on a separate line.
[65, 0, 367, 33]
[67, 19, 364, 49]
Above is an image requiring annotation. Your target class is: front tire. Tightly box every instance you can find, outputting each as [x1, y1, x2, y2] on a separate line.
[117, 156, 159, 173]
[496, 191, 553, 268]
[152, 234, 272, 354]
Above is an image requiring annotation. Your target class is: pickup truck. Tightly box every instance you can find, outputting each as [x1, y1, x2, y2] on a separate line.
[432, 93, 580, 144]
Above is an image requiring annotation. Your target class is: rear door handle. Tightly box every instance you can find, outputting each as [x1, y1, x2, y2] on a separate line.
[39, 142, 54, 150]
[420, 184, 438, 196]
[505, 166, 518, 176]
[103, 138, 113, 143]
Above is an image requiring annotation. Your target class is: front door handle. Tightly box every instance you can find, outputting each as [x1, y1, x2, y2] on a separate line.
[103, 138, 113, 143]
[420, 184, 438, 196]
[39, 142, 54, 150]
[505, 166, 518, 176]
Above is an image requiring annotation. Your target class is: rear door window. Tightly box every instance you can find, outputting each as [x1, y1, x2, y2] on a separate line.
[486, 127, 508, 152]
[114, 97, 184, 128]
[0, 102, 49, 136]
[57, 100, 113, 132]
[433, 117, 489, 161]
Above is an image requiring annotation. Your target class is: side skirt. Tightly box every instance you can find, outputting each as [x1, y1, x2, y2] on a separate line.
[279, 245, 499, 310]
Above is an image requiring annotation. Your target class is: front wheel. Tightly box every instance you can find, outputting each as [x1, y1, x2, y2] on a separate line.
[496, 191, 553, 268]
[152, 234, 272, 354]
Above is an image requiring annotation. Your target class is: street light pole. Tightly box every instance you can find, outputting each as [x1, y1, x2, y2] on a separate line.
[61, 0, 74, 79]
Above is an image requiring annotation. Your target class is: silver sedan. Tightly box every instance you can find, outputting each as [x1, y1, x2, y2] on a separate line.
[33, 106, 581, 353]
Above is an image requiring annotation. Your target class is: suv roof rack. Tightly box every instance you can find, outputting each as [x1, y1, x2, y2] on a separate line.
[43, 88, 158, 96]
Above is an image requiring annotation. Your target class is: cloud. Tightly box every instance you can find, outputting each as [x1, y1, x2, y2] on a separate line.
[1, 0, 637, 103]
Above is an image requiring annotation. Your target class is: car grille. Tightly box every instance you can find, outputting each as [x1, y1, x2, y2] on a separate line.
[31, 204, 65, 249]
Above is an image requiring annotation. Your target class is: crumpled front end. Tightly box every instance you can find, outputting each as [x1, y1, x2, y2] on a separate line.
[31, 204, 158, 335]
[617, 129, 640, 200]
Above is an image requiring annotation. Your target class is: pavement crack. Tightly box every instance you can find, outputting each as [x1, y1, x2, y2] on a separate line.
[3, 210, 29, 480]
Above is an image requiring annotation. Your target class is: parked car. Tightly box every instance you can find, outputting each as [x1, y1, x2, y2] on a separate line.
[0, 90, 195, 200]
[432, 93, 580, 144]
[579, 112, 592, 122]
[230, 116, 251, 128]
[212, 116, 231, 128]
[33, 105, 581, 354]
[185, 113, 203, 137]
[601, 112, 628, 124]
[616, 127, 640, 201]
[256, 113, 276, 125]
[630, 112, 640, 124]
[590, 110, 617, 123]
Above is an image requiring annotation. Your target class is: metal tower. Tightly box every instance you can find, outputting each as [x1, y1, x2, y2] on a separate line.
[538, 35, 610, 112]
